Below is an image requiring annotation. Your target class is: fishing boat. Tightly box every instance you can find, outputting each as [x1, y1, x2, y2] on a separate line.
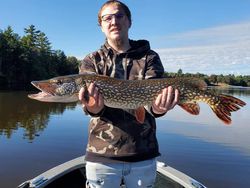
[18, 155, 206, 188]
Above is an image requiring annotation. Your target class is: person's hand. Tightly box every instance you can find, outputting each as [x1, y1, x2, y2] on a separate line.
[78, 83, 104, 114]
[152, 86, 179, 115]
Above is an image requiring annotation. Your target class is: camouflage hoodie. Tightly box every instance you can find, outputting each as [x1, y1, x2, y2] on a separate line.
[79, 39, 164, 163]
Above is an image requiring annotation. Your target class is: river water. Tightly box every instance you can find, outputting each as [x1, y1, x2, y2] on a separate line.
[0, 88, 249, 188]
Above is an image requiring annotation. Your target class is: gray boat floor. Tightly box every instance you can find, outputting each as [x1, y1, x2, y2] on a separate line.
[18, 156, 206, 188]
[43, 168, 184, 188]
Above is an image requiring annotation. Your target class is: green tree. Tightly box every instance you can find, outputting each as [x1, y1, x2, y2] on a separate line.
[209, 74, 218, 85]
[0, 26, 24, 86]
[21, 25, 40, 51]
[37, 32, 51, 54]
[177, 68, 183, 76]
[66, 56, 80, 74]
[21, 25, 48, 81]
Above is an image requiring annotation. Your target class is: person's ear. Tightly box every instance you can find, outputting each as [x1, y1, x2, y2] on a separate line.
[129, 20, 132, 28]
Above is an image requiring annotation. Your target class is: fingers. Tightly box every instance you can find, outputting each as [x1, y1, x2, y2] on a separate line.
[161, 88, 168, 107]
[78, 87, 86, 103]
[154, 93, 162, 107]
[79, 83, 104, 114]
[162, 86, 174, 110]
[89, 83, 104, 108]
[79, 83, 98, 104]
[172, 88, 179, 109]
[88, 83, 97, 97]
[97, 91, 104, 107]
[152, 86, 179, 114]
[166, 86, 174, 107]
[160, 86, 175, 110]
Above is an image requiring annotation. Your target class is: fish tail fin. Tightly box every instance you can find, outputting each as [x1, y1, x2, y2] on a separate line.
[179, 103, 200, 115]
[210, 94, 246, 125]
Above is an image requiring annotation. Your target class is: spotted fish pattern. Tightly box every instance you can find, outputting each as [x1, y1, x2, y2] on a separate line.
[29, 73, 246, 125]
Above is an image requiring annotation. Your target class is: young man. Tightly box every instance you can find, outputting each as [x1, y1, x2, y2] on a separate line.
[79, 1, 179, 187]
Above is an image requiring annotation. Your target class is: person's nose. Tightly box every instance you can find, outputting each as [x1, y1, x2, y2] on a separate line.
[110, 16, 118, 25]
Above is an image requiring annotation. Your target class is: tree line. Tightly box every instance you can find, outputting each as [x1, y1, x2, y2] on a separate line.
[1, 25, 249, 90]
[164, 69, 250, 87]
[0, 25, 79, 89]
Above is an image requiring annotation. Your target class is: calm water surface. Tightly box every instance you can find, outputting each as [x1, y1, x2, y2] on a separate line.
[0, 88, 249, 188]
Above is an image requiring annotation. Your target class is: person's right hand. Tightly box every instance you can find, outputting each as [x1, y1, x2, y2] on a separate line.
[78, 83, 104, 114]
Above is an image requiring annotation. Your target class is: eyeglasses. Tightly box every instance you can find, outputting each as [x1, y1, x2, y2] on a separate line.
[101, 13, 125, 23]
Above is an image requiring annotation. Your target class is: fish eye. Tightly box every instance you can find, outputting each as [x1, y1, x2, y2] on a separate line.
[56, 80, 63, 85]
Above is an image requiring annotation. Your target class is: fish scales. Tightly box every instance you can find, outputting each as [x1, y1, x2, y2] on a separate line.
[28, 73, 246, 125]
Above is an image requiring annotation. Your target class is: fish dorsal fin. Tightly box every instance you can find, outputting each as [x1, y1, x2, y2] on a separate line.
[179, 102, 200, 115]
[183, 78, 207, 90]
[80, 71, 97, 75]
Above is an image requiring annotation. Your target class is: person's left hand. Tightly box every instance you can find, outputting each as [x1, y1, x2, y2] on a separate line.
[152, 86, 179, 115]
[78, 83, 104, 115]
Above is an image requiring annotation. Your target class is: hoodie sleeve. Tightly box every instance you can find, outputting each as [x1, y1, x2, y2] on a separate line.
[79, 53, 98, 74]
[144, 50, 164, 79]
[79, 52, 107, 117]
[144, 50, 166, 118]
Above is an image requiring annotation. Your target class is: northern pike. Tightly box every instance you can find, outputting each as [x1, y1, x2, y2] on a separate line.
[28, 73, 246, 125]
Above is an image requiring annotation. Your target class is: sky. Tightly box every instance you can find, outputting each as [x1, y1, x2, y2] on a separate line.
[1, 0, 250, 75]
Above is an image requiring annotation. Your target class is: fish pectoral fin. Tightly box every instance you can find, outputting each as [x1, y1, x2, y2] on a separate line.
[179, 102, 200, 115]
[135, 106, 145, 124]
[87, 96, 96, 107]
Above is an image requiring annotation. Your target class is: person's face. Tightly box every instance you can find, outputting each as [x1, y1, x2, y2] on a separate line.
[100, 5, 131, 43]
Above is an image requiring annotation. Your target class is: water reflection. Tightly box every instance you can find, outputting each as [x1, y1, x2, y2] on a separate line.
[0, 87, 248, 142]
[0, 88, 249, 188]
[0, 91, 77, 141]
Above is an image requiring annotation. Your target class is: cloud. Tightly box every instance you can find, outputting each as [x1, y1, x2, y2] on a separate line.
[154, 22, 250, 75]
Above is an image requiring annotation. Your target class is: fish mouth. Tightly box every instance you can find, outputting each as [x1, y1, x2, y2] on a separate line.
[31, 81, 57, 96]
[28, 80, 79, 103]
[28, 91, 53, 100]
[28, 91, 79, 103]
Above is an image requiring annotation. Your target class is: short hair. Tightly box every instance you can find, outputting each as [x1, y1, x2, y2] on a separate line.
[98, 0, 132, 26]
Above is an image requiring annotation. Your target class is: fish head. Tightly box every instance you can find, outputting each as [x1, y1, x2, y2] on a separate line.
[32, 76, 79, 96]
[28, 75, 80, 102]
